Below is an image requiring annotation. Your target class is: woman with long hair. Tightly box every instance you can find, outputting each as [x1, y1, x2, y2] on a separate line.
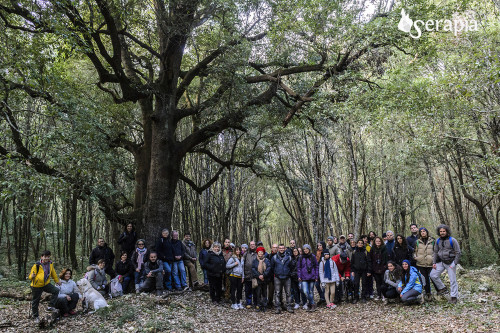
[199, 239, 212, 285]
[370, 236, 388, 300]
[204, 242, 225, 304]
[130, 239, 149, 293]
[381, 261, 402, 303]
[226, 246, 244, 309]
[393, 234, 412, 266]
[414, 227, 436, 301]
[398, 259, 424, 305]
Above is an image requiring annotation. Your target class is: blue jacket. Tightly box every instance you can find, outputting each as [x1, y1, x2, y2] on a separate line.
[252, 257, 272, 282]
[398, 266, 423, 295]
[199, 248, 209, 269]
[270, 253, 292, 279]
[170, 239, 185, 261]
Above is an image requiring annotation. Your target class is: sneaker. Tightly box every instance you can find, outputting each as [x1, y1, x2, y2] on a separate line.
[246, 304, 252, 309]
[303, 304, 309, 310]
[287, 307, 294, 313]
[374, 296, 380, 301]
[275, 307, 281, 314]
[231, 304, 239, 310]
[47, 306, 56, 311]
[238, 303, 244, 309]
[370, 294, 375, 299]
[294, 303, 300, 309]
[383, 298, 388, 305]
[182, 286, 190, 291]
[326, 303, 331, 309]
[330, 303, 337, 309]
[33, 317, 40, 324]
[360, 298, 367, 304]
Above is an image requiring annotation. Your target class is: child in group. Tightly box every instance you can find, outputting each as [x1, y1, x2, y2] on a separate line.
[29, 250, 61, 323]
[319, 250, 340, 309]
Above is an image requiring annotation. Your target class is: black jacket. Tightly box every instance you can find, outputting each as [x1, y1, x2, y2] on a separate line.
[369, 246, 388, 274]
[89, 244, 115, 269]
[393, 244, 412, 266]
[117, 231, 137, 254]
[155, 237, 174, 263]
[115, 259, 134, 278]
[204, 251, 226, 277]
[350, 247, 372, 273]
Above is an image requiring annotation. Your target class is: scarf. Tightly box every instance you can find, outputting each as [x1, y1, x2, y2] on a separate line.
[136, 247, 147, 270]
[42, 262, 51, 281]
[257, 257, 266, 274]
[324, 258, 332, 280]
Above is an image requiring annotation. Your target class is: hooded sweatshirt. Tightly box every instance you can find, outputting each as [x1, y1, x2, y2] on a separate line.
[398, 266, 423, 295]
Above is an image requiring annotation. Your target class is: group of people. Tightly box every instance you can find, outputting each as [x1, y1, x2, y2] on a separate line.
[28, 223, 461, 322]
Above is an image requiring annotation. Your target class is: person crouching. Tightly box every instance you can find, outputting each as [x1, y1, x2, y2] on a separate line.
[140, 252, 164, 296]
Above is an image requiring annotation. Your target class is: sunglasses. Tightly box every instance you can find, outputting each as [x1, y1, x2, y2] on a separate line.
[138, 243, 144, 246]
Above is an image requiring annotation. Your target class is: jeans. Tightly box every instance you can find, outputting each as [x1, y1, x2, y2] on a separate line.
[121, 276, 132, 294]
[315, 279, 325, 301]
[255, 281, 268, 308]
[31, 284, 59, 318]
[300, 280, 315, 305]
[229, 276, 243, 304]
[291, 279, 302, 304]
[162, 262, 173, 290]
[244, 280, 256, 306]
[203, 269, 208, 284]
[431, 262, 458, 297]
[134, 269, 145, 286]
[274, 277, 291, 308]
[172, 261, 187, 289]
[401, 288, 421, 304]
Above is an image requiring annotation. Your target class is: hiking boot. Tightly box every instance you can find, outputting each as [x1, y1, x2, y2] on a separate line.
[360, 298, 367, 304]
[317, 299, 326, 306]
[437, 287, 448, 296]
[308, 304, 317, 312]
[417, 294, 425, 304]
[287, 307, 294, 313]
[352, 298, 358, 304]
[275, 307, 281, 314]
[246, 304, 252, 309]
[425, 293, 433, 302]
[450, 297, 457, 304]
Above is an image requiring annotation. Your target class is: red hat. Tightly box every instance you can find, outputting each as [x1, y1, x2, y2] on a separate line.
[256, 246, 265, 254]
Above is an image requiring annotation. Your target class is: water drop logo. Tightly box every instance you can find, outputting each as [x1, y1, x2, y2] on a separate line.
[398, 9, 413, 33]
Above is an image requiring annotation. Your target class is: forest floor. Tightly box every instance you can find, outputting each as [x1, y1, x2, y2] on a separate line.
[0, 265, 499, 333]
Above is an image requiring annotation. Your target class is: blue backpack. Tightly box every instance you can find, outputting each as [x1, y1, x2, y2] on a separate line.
[436, 237, 454, 248]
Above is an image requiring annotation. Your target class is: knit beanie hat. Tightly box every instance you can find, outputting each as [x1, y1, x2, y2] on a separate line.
[256, 247, 265, 254]
[303, 244, 312, 252]
[402, 259, 411, 267]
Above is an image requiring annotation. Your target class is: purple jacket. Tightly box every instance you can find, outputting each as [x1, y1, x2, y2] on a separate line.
[297, 254, 318, 281]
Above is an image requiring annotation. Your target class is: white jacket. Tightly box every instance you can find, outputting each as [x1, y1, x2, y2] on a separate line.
[319, 258, 340, 284]
[56, 279, 81, 299]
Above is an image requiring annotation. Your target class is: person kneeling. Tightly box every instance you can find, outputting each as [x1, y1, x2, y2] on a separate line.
[140, 252, 164, 296]
[56, 268, 81, 317]
[397, 260, 424, 305]
[87, 260, 109, 297]
[381, 261, 402, 304]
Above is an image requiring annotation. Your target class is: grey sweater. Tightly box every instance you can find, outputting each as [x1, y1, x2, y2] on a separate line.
[226, 256, 244, 278]
[384, 269, 401, 288]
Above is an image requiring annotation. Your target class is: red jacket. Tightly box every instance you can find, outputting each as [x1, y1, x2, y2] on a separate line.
[332, 254, 351, 278]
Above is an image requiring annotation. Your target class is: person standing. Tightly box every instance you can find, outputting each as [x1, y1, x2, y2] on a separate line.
[170, 231, 189, 291]
[385, 231, 396, 261]
[270, 244, 294, 314]
[204, 242, 225, 305]
[182, 232, 200, 288]
[290, 248, 302, 309]
[199, 239, 212, 285]
[332, 252, 351, 304]
[326, 236, 338, 257]
[285, 240, 297, 257]
[242, 240, 257, 308]
[430, 224, 461, 304]
[89, 238, 116, 278]
[29, 250, 61, 323]
[413, 227, 436, 301]
[297, 244, 318, 312]
[222, 238, 233, 300]
[319, 251, 340, 309]
[406, 224, 419, 251]
[155, 229, 173, 291]
[117, 223, 138, 258]
[252, 246, 271, 312]
[351, 239, 372, 304]
[226, 246, 244, 309]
